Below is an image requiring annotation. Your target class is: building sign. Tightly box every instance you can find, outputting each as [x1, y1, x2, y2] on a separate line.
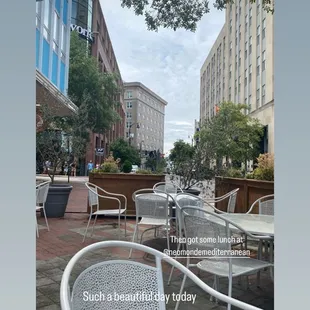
[70, 24, 93, 42]
[95, 148, 104, 156]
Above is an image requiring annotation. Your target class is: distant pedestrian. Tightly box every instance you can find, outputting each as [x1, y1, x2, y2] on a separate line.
[70, 161, 77, 177]
[64, 162, 69, 175]
[87, 160, 94, 176]
[44, 160, 51, 174]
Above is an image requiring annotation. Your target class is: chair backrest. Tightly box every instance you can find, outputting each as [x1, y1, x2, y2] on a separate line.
[85, 182, 99, 208]
[153, 182, 182, 194]
[174, 193, 205, 237]
[181, 206, 232, 257]
[60, 241, 263, 310]
[226, 188, 239, 213]
[132, 188, 170, 219]
[257, 194, 274, 215]
[36, 181, 51, 205]
[247, 194, 274, 215]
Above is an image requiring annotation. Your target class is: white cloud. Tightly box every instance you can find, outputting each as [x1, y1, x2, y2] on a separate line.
[100, 0, 225, 153]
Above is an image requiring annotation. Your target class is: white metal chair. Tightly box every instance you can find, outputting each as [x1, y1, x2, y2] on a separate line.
[129, 188, 172, 258]
[60, 240, 264, 310]
[36, 180, 50, 237]
[83, 182, 127, 243]
[153, 181, 183, 194]
[167, 192, 206, 285]
[175, 206, 273, 310]
[246, 194, 274, 284]
[204, 188, 240, 213]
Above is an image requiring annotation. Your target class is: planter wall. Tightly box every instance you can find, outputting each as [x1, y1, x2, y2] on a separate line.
[88, 173, 166, 216]
[215, 177, 274, 213]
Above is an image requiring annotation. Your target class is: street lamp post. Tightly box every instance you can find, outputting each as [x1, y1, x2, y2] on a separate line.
[128, 122, 140, 146]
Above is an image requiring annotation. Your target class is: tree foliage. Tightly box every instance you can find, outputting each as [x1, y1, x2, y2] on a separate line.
[169, 102, 264, 188]
[68, 31, 121, 134]
[169, 140, 216, 189]
[121, 0, 274, 32]
[199, 101, 264, 170]
[110, 138, 141, 166]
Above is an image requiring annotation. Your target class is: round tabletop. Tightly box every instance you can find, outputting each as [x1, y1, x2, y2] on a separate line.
[211, 213, 274, 237]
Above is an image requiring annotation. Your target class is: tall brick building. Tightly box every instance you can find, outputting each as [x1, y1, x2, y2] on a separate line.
[71, 0, 125, 173]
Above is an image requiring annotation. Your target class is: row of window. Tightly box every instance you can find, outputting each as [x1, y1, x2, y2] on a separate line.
[36, 1, 67, 60]
[125, 91, 165, 113]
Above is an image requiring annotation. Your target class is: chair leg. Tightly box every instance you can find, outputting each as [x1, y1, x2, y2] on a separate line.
[118, 213, 121, 239]
[167, 242, 181, 286]
[42, 205, 49, 231]
[90, 214, 98, 237]
[175, 258, 190, 310]
[36, 215, 39, 238]
[82, 214, 93, 243]
[227, 274, 233, 310]
[129, 224, 138, 259]
[124, 211, 127, 237]
[257, 240, 262, 287]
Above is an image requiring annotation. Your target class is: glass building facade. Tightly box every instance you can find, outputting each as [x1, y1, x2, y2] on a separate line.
[71, 0, 92, 34]
[36, 0, 72, 95]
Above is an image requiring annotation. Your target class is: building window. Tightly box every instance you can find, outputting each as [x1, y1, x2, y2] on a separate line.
[53, 11, 60, 52]
[262, 18, 266, 39]
[126, 112, 132, 119]
[249, 65, 252, 83]
[249, 36, 252, 54]
[256, 56, 260, 76]
[36, 1, 41, 28]
[257, 25, 260, 44]
[245, 69, 248, 86]
[262, 50, 266, 71]
[127, 91, 133, 99]
[229, 64, 232, 79]
[256, 88, 260, 107]
[249, 8, 252, 26]
[126, 102, 132, 108]
[229, 41, 232, 56]
[262, 84, 266, 104]
[230, 19, 232, 33]
[43, 0, 51, 40]
[248, 95, 252, 112]
[61, 24, 66, 59]
[126, 121, 132, 129]
[229, 87, 231, 101]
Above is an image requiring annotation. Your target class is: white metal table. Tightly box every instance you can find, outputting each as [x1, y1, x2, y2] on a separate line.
[210, 213, 274, 237]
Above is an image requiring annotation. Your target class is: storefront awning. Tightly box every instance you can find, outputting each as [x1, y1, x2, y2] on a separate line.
[36, 69, 78, 117]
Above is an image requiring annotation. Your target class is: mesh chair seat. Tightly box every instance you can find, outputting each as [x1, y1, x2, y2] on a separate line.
[93, 209, 126, 216]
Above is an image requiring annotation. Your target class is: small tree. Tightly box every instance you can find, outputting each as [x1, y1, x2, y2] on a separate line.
[36, 92, 90, 183]
[110, 138, 141, 166]
[199, 102, 264, 174]
[169, 140, 216, 190]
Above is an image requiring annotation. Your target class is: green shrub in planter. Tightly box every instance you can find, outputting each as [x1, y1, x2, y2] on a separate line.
[122, 160, 132, 173]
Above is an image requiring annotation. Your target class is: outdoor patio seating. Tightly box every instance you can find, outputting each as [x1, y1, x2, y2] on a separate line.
[36, 180, 51, 237]
[60, 240, 264, 310]
[83, 182, 127, 242]
[175, 206, 273, 310]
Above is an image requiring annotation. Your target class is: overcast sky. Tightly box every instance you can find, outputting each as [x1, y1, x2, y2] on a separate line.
[100, 0, 225, 154]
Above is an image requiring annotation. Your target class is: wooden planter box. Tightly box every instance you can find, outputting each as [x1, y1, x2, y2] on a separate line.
[215, 176, 274, 213]
[88, 173, 165, 216]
